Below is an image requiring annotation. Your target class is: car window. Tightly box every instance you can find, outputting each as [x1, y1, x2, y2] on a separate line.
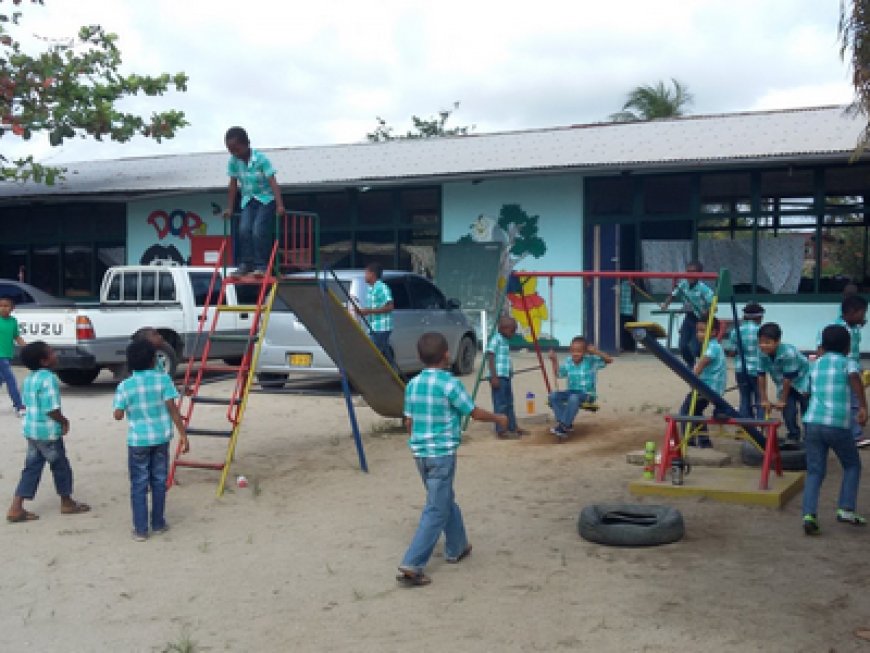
[0, 283, 32, 305]
[140, 271, 157, 301]
[122, 272, 139, 301]
[385, 277, 410, 310]
[407, 276, 446, 310]
[106, 274, 121, 301]
[188, 272, 225, 307]
[158, 272, 176, 301]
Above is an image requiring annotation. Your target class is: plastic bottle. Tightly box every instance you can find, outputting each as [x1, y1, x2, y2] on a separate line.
[526, 392, 535, 414]
[671, 457, 684, 486]
[643, 441, 656, 479]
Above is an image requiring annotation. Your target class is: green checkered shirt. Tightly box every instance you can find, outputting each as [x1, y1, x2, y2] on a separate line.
[619, 280, 634, 317]
[366, 280, 393, 332]
[558, 354, 606, 399]
[226, 149, 277, 208]
[21, 369, 62, 440]
[486, 332, 513, 378]
[726, 321, 760, 375]
[804, 352, 860, 429]
[404, 368, 475, 457]
[113, 370, 180, 447]
[815, 316, 863, 367]
[699, 339, 727, 395]
[758, 342, 809, 395]
[670, 280, 714, 318]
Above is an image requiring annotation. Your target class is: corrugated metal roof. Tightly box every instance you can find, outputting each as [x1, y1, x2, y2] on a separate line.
[0, 105, 864, 200]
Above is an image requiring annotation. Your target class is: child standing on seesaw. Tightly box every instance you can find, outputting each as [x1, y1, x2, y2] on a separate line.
[679, 316, 726, 448]
[801, 324, 868, 535]
[113, 340, 188, 541]
[397, 332, 507, 587]
[7, 341, 90, 523]
[757, 322, 810, 443]
[547, 336, 613, 439]
[724, 302, 765, 418]
[486, 316, 524, 438]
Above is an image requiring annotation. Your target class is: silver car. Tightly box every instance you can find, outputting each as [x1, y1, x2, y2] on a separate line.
[253, 270, 478, 388]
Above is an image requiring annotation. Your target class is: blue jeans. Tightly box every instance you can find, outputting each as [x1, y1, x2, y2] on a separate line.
[238, 199, 275, 270]
[781, 387, 808, 442]
[128, 442, 169, 535]
[802, 423, 862, 516]
[735, 371, 759, 418]
[400, 455, 468, 573]
[678, 313, 701, 368]
[0, 358, 23, 410]
[850, 388, 863, 441]
[370, 330, 397, 370]
[15, 438, 73, 499]
[679, 393, 712, 447]
[549, 389, 589, 427]
[490, 376, 517, 432]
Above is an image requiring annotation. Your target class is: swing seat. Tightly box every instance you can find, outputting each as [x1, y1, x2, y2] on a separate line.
[581, 402, 600, 412]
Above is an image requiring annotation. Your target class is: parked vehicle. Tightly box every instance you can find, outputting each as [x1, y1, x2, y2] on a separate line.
[12, 262, 259, 386]
[256, 270, 478, 388]
[0, 279, 74, 306]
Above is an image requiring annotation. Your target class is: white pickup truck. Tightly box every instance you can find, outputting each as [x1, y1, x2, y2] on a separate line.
[13, 262, 262, 386]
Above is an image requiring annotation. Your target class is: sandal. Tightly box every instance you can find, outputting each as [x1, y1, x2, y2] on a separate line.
[7, 510, 39, 523]
[446, 544, 472, 564]
[61, 501, 91, 515]
[396, 568, 432, 587]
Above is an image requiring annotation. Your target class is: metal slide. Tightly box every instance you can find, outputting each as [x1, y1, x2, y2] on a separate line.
[275, 280, 406, 418]
[629, 324, 766, 448]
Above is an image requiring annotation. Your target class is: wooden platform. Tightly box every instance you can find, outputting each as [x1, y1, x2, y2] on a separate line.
[629, 466, 805, 508]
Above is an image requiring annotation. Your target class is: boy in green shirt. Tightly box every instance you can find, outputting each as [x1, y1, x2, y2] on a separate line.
[0, 295, 26, 416]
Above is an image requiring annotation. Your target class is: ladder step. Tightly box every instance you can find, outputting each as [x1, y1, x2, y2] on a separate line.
[209, 334, 259, 343]
[186, 427, 234, 438]
[217, 305, 263, 313]
[174, 459, 226, 470]
[192, 396, 240, 406]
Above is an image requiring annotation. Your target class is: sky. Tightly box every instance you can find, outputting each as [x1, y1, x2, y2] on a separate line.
[2, 0, 858, 165]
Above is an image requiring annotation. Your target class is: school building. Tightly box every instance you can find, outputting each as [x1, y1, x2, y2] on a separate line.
[0, 105, 868, 353]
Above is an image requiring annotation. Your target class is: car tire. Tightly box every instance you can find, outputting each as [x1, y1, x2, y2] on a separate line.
[258, 373, 288, 389]
[740, 440, 806, 471]
[156, 342, 179, 377]
[578, 503, 685, 547]
[57, 368, 101, 386]
[451, 336, 476, 376]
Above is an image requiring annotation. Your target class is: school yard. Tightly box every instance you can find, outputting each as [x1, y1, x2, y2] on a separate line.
[0, 352, 868, 652]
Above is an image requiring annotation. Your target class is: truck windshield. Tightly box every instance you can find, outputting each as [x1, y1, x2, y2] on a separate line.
[188, 272, 225, 306]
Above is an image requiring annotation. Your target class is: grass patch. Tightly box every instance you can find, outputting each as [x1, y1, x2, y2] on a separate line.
[163, 630, 197, 653]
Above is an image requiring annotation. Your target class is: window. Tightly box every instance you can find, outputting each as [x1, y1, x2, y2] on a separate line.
[314, 192, 351, 230]
[140, 271, 157, 302]
[385, 277, 410, 309]
[158, 272, 176, 301]
[357, 190, 394, 226]
[700, 173, 751, 214]
[355, 230, 395, 270]
[106, 274, 121, 301]
[407, 276, 445, 309]
[586, 177, 633, 215]
[31, 246, 60, 297]
[122, 271, 139, 301]
[644, 175, 691, 215]
[188, 272, 224, 307]
[63, 245, 93, 298]
[0, 283, 33, 305]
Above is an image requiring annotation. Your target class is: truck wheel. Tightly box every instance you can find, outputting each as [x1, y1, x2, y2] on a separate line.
[451, 336, 476, 376]
[57, 369, 100, 386]
[156, 343, 179, 378]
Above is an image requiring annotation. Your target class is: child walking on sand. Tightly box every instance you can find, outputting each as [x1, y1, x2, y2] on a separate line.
[113, 340, 188, 541]
[0, 295, 26, 416]
[547, 336, 613, 439]
[801, 324, 868, 535]
[6, 341, 90, 523]
[397, 332, 507, 587]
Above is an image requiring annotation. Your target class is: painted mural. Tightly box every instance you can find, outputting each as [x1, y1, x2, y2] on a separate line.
[459, 203, 554, 346]
[127, 195, 226, 265]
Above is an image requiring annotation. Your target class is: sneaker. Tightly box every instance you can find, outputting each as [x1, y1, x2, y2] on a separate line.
[856, 438, 870, 449]
[15, 407, 25, 418]
[836, 509, 867, 526]
[152, 524, 170, 534]
[562, 423, 574, 433]
[803, 514, 820, 535]
[252, 269, 266, 278]
[131, 530, 148, 542]
[549, 425, 567, 437]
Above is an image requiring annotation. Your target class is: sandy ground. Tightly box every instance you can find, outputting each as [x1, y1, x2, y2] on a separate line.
[1, 352, 869, 652]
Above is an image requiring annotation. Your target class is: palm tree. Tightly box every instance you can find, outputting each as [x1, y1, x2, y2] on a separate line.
[840, 0, 870, 152]
[609, 79, 693, 122]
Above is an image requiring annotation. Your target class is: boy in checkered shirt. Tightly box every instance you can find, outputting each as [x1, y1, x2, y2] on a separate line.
[357, 262, 397, 370]
[546, 336, 613, 439]
[801, 325, 868, 535]
[397, 332, 507, 587]
[757, 322, 810, 443]
[486, 316, 522, 438]
[113, 340, 188, 541]
[724, 302, 765, 418]
[6, 341, 90, 523]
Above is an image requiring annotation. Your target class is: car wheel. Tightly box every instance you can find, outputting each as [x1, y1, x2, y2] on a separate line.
[258, 373, 288, 389]
[578, 503, 685, 547]
[156, 342, 179, 377]
[451, 336, 476, 376]
[57, 368, 101, 386]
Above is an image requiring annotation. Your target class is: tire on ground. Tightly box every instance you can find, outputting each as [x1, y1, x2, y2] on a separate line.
[578, 503, 685, 547]
[57, 368, 101, 386]
[740, 440, 806, 471]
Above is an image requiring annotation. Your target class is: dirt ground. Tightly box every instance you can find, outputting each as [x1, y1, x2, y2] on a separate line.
[1, 352, 869, 652]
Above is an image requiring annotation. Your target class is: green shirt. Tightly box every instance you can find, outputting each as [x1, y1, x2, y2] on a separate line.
[670, 280, 714, 318]
[486, 333, 513, 378]
[21, 369, 62, 440]
[0, 314, 20, 359]
[226, 149, 277, 208]
[758, 343, 810, 395]
[699, 339, 727, 396]
[725, 321, 760, 376]
[404, 368, 475, 457]
[366, 280, 393, 332]
[558, 354, 606, 399]
[804, 353, 860, 429]
[113, 370, 179, 447]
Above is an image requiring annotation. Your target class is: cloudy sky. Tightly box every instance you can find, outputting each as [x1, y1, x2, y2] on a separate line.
[3, 0, 857, 165]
